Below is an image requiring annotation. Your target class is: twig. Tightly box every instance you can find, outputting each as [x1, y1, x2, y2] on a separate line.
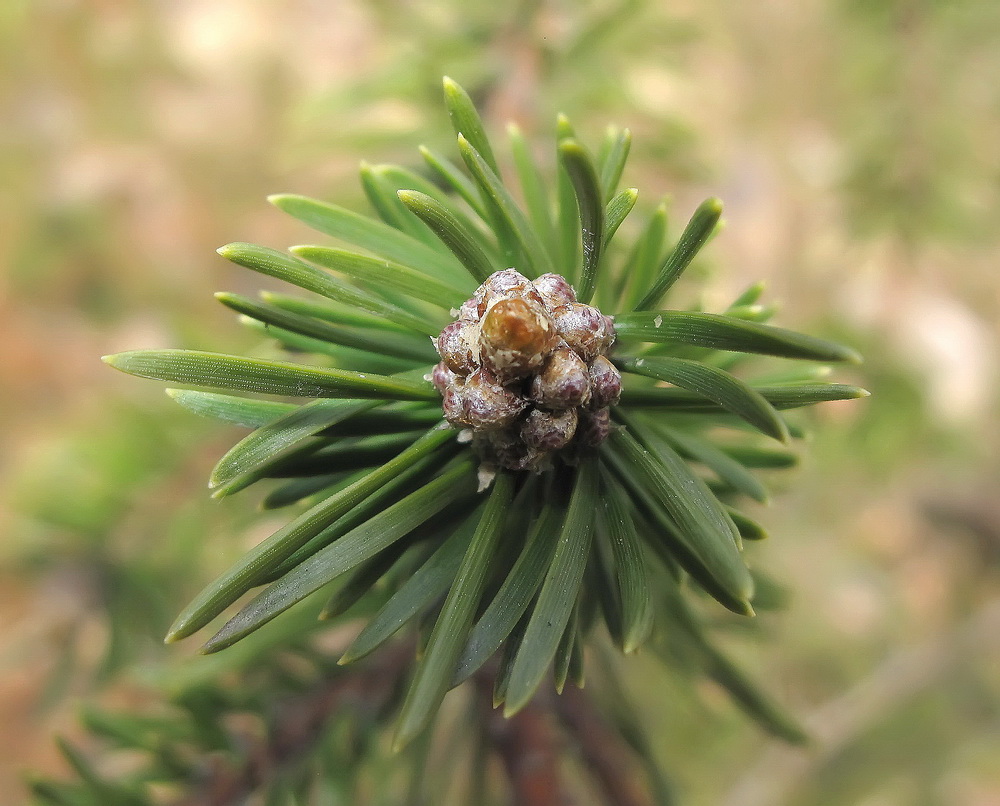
[554, 684, 653, 806]
[172, 643, 412, 806]
[171, 640, 662, 806]
[723, 598, 1000, 806]
[476, 673, 576, 806]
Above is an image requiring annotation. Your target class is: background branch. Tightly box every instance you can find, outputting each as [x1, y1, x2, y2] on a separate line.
[476, 670, 576, 806]
[172, 643, 412, 806]
[555, 684, 654, 806]
[723, 598, 1000, 806]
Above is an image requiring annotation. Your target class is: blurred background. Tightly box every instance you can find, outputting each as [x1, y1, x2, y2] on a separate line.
[2, 0, 999, 803]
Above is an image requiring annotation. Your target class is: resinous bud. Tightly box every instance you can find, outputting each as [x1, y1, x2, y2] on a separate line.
[431, 361, 457, 393]
[551, 303, 615, 362]
[435, 321, 477, 375]
[448, 368, 527, 430]
[479, 298, 557, 381]
[530, 346, 591, 409]
[521, 407, 578, 452]
[432, 268, 618, 472]
[588, 355, 622, 408]
[480, 428, 541, 473]
[463, 269, 545, 320]
[532, 273, 577, 308]
[482, 268, 545, 306]
[578, 407, 611, 447]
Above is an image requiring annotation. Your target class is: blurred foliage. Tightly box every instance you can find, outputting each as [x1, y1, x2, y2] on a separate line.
[2, 0, 998, 804]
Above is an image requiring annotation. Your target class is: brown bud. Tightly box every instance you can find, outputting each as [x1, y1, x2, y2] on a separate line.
[587, 355, 621, 408]
[482, 268, 545, 306]
[435, 321, 477, 375]
[551, 303, 615, 362]
[532, 273, 577, 308]
[578, 407, 611, 447]
[446, 368, 527, 431]
[433, 268, 618, 471]
[431, 361, 457, 393]
[457, 296, 484, 321]
[441, 384, 467, 424]
[477, 427, 541, 472]
[521, 407, 578, 452]
[479, 298, 557, 380]
[530, 347, 591, 409]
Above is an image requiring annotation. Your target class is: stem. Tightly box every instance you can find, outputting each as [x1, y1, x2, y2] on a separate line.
[554, 685, 654, 806]
[723, 597, 1000, 806]
[171, 643, 412, 806]
[475, 669, 575, 806]
[170, 644, 660, 806]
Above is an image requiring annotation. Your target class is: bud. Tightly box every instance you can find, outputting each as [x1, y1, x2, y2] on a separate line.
[577, 407, 611, 447]
[532, 273, 577, 308]
[521, 407, 578, 452]
[447, 368, 527, 431]
[482, 268, 545, 307]
[441, 382, 467, 423]
[551, 303, 615, 362]
[479, 427, 542, 473]
[458, 296, 484, 321]
[433, 269, 617, 471]
[479, 298, 557, 381]
[530, 346, 591, 409]
[588, 355, 622, 408]
[431, 361, 457, 393]
[435, 321, 477, 375]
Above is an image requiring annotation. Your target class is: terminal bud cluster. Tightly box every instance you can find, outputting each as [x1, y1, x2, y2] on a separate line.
[431, 268, 621, 472]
